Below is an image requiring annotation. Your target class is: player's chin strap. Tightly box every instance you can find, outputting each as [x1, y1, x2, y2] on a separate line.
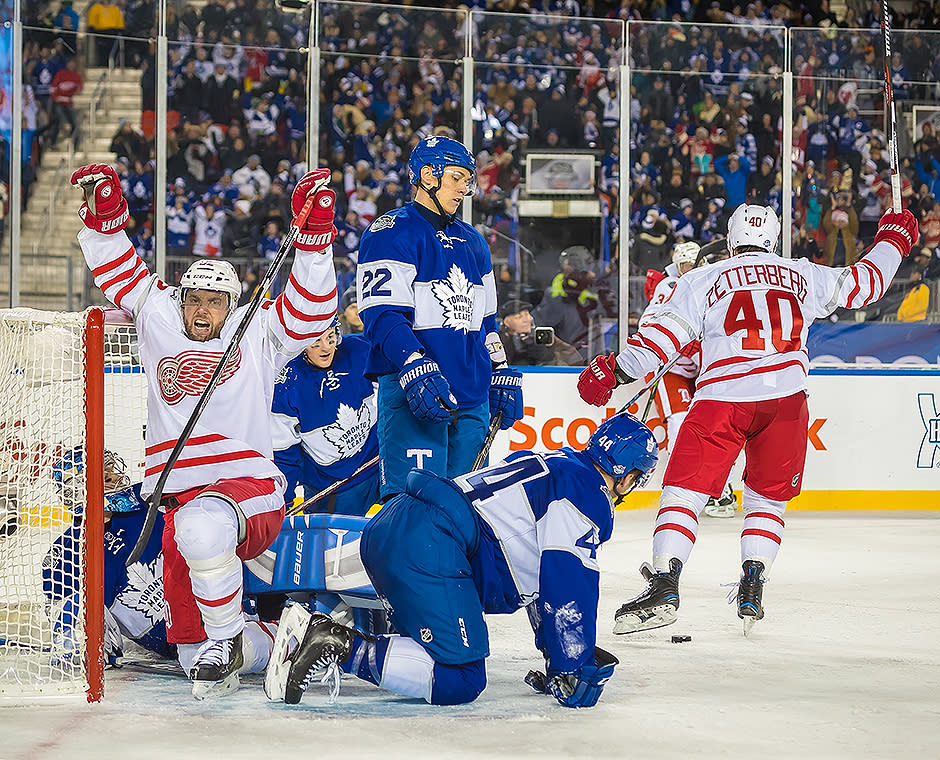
[419, 176, 458, 225]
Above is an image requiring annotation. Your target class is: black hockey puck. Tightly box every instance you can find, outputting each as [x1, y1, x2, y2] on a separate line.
[671, 635, 692, 643]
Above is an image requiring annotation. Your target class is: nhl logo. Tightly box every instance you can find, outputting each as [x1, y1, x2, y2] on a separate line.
[420, 627, 433, 643]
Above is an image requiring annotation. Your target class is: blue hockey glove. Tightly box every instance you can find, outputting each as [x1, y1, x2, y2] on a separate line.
[399, 356, 458, 424]
[547, 647, 618, 709]
[489, 367, 523, 430]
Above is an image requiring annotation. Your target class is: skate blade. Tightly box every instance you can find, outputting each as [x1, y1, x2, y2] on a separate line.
[264, 603, 313, 702]
[192, 671, 239, 700]
[742, 616, 758, 638]
[703, 504, 736, 518]
[613, 605, 678, 635]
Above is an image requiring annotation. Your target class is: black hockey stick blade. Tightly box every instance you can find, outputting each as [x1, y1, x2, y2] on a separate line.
[126, 195, 318, 565]
[472, 411, 504, 471]
[694, 237, 727, 268]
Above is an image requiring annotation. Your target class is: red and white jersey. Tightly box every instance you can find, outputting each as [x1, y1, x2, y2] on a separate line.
[617, 241, 903, 402]
[640, 274, 699, 379]
[77, 228, 337, 497]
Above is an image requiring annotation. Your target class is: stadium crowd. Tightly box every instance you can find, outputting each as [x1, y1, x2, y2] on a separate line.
[7, 0, 940, 342]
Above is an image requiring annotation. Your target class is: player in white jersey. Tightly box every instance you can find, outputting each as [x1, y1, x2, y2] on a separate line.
[578, 204, 918, 633]
[641, 241, 737, 518]
[71, 162, 338, 697]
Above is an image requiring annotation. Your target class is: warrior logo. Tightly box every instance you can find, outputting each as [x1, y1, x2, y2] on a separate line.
[117, 555, 166, 627]
[917, 393, 940, 468]
[157, 348, 242, 405]
[321, 403, 372, 460]
[431, 264, 475, 333]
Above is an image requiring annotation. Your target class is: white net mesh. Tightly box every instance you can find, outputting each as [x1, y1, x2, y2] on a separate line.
[0, 309, 145, 698]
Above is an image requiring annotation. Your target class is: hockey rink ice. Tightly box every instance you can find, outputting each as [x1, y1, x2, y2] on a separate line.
[2, 509, 938, 760]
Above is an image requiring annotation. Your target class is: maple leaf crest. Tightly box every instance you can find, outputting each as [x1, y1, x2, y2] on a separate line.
[116, 555, 166, 626]
[321, 403, 372, 459]
[430, 264, 474, 333]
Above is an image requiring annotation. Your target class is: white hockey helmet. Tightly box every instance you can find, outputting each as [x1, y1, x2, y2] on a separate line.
[726, 204, 781, 256]
[180, 259, 241, 314]
[672, 241, 701, 269]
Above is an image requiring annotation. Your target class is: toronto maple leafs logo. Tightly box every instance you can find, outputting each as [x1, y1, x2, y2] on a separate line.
[116, 555, 165, 628]
[425, 136, 440, 147]
[321, 403, 372, 459]
[435, 230, 466, 249]
[431, 264, 475, 333]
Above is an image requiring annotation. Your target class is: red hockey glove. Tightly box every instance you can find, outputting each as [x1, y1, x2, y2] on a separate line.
[577, 353, 632, 406]
[679, 339, 701, 359]
[291, 168, 337, 253]
[70, 163, 128, 234]
[874, 209, 918, 257]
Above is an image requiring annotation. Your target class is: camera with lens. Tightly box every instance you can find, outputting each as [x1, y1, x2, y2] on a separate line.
[534, 327, 555, 345]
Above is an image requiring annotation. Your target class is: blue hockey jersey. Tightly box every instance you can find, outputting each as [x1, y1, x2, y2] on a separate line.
[356, 203, 498, 407]
[451, 448, 614, 675]
[271, 335, 379, 501]
[42, 485, 173, 658]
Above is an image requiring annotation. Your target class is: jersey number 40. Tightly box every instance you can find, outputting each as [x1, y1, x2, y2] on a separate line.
[723, 289, 803, 352]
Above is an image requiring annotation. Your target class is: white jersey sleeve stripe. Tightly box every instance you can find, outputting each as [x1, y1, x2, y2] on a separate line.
[648, 322, 682, 352]
[696, 357, 807, 391]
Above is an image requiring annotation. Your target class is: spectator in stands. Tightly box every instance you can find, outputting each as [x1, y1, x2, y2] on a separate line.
[110, 119, 148, 165]
[793, 223, 822, 262]
[714, 152, 750, 207]
[747, 155, 776, 205]
[192, 202, 225, 258]
[87, 0, 125, 67]
[206, 62, 240, 125]
[54, 0, 80, 56]
[48, 57, 82, 148]
[233, 154, 271, 200]
[222, 199, 257, 258]
[822, 190, 860, 267]
[338, 285, 362, 336]
[499, 300, 582, 367]
[166, 193, 193, 258]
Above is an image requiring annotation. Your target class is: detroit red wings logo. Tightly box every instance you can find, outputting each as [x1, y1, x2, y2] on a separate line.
[157, 348, 242, 405]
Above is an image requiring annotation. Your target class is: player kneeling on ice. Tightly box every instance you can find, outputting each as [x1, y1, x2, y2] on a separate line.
[577, 204, 918, 635]
[264, 413, 658, 708]
[72, 162, 338, 698]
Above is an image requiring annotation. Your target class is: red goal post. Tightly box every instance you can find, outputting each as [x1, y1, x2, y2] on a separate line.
[0, 307, 145, 701]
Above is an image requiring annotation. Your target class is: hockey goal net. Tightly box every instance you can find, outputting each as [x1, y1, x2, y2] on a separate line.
[0, 308, 145, 701]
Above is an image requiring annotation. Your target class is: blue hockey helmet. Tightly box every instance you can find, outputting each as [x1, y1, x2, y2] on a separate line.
[407, 136, 476, 190]
[584, 413, 658, 490]
[53, 446, 141, 513]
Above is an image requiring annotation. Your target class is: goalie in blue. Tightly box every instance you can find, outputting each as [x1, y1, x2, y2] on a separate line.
[356, 135, 524, 499]
[264, 413, 658, 709]
[43, 447, 174, 664]
[271, 319, 380, 516]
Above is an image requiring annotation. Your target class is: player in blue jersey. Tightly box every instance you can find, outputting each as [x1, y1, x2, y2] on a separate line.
[264, 413, 658, 709]
[43, 447, 277, 676]
[356, 136, 524, 499]
[271, 320, 380, 516]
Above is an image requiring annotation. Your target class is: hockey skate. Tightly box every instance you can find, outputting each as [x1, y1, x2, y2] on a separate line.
[189, 632, 244, 700]
[703, 484, 737, 518]
[613, 558, 682, 634]
[265, 602, 357, 704]
[737, 560, 766, 637]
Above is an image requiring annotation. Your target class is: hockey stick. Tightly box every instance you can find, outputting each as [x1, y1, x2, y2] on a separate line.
[640, 379, 659, 422]
[125, 195, 319, 566]
[286, 456, 380, 517]
[472, 411, 504, 471]
[694, 237, 728, 268]
[616, 352, 684, 415]
[882, 0, 902, 210]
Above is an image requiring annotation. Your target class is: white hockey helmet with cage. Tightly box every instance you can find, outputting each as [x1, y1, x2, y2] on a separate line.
[672, 241, 701, 269]
[180, 259, 241, 314]
[726, 204, 781, 256]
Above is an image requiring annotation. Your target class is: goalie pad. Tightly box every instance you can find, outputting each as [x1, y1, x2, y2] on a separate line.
[243, 513, 378, 606]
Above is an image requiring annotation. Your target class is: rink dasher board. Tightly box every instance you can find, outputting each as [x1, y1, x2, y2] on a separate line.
[101, 367, 940, 512]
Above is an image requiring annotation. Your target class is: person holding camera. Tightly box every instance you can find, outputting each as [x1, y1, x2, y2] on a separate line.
[822, 189, 859, 267]
[499, 300, 583, 367]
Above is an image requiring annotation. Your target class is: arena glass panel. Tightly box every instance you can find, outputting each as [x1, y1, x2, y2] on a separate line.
[471, 11, 625, 366]
[316, 2, 466, 304]
[624, 20, 786, 334]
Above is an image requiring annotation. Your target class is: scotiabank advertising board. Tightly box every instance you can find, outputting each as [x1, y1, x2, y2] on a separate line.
[488, 368, 940, 511]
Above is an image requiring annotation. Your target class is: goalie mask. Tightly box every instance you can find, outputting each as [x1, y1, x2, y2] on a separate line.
[179, 259, 241, 315]
[53, 447, 141, 514]
[726, 204, 781, 256]
[583, 413, 659, 496]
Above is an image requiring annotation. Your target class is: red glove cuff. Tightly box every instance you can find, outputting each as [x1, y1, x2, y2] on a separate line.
[78, 199, 129, 234]
[293, 190, 337, 253]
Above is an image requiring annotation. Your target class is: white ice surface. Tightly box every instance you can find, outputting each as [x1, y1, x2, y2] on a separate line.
[2, 511, 939, 760]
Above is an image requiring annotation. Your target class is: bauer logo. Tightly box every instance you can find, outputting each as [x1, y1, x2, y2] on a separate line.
[916, 393, 940, 469]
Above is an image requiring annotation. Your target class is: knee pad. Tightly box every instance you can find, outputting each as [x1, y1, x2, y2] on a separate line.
[174, 496, 239, 562]
[430, 659, 486, 706]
